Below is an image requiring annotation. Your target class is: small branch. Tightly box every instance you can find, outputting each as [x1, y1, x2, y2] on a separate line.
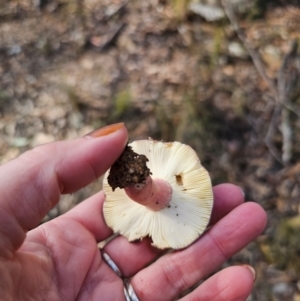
[277, 40, 298, 101]
[104, 0, 130, 21]
[265, 102, 282, 145]
[246, 117, 283, 165]
[277, 40, 298, 165]
[221, 0, 277, 96]
[281, 102, 300, 117]
[281, 108, 292, 164]
[221, 0, 299, 166]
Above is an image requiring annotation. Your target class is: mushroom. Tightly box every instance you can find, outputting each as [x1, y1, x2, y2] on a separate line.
[103, 139, 213, 249]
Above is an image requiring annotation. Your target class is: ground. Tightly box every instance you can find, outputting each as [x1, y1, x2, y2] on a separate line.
[1, 0, 300, 300]
[107, 143, 151, 190]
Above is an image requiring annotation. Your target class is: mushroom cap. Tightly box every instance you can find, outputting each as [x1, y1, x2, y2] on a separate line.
[103, 140, 213, 249]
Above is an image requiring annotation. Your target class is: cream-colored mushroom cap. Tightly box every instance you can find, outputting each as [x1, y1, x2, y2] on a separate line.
[103, 140, 213, 249]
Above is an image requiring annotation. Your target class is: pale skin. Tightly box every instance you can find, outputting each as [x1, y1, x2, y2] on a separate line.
[0, 124, 267, 301]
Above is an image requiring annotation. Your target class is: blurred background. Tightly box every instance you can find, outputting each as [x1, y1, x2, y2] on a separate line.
[1, 0, 300, 299]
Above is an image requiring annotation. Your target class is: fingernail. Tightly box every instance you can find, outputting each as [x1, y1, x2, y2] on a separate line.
[85, 123, 125, 138]
[243, 265, 256, 281]
[239, 186, 245, 199]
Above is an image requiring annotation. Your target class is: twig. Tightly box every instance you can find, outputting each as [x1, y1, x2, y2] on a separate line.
[277, 41, 298, 164]
[281, 108, 292, 164]
[221, 0, 277, 96]
[246, 116, 283, 165]
[281, 103, 300, 117]
[265, 102, 282, 147]
[104, 0, 130, 21]
[221, 0, 299, 165]
[277, 41, 298, 101]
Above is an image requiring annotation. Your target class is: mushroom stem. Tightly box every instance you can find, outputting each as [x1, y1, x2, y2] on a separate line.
[124, 177, 172, 211]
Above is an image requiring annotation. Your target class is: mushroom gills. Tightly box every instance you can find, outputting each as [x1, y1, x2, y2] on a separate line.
[103, 139, 214, 249]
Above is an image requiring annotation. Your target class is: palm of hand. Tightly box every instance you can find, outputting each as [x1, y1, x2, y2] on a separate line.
[2, 214, 123, 301]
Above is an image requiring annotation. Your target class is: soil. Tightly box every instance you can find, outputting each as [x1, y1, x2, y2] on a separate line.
[107, 144, 151, 191]
[1, 0, 300, 300]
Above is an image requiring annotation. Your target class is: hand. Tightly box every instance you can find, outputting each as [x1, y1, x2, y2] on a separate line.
[0, 123, 267, 301]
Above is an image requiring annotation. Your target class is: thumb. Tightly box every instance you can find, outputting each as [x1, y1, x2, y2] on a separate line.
[0, 123, 127, 257]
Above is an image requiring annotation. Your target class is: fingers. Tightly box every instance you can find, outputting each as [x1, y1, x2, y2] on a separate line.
[179, 266, 255, 301]
[63, 191, 114, 242]
[32, 182, 243, 269]
[130, 202, 267, 301]
[104, 236, 162, 277]
[0, 124, 127, 256]
[209, 183, 244, 225]
[101, 184, 245, 277]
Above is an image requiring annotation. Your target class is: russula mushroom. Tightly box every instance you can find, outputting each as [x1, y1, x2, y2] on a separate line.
[103, 139, 213, 249]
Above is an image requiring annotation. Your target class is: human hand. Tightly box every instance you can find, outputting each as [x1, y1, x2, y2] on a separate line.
[0, 123, 267, 301]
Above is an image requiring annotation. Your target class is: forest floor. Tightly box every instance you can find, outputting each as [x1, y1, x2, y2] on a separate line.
[1, 0, 300, 300]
